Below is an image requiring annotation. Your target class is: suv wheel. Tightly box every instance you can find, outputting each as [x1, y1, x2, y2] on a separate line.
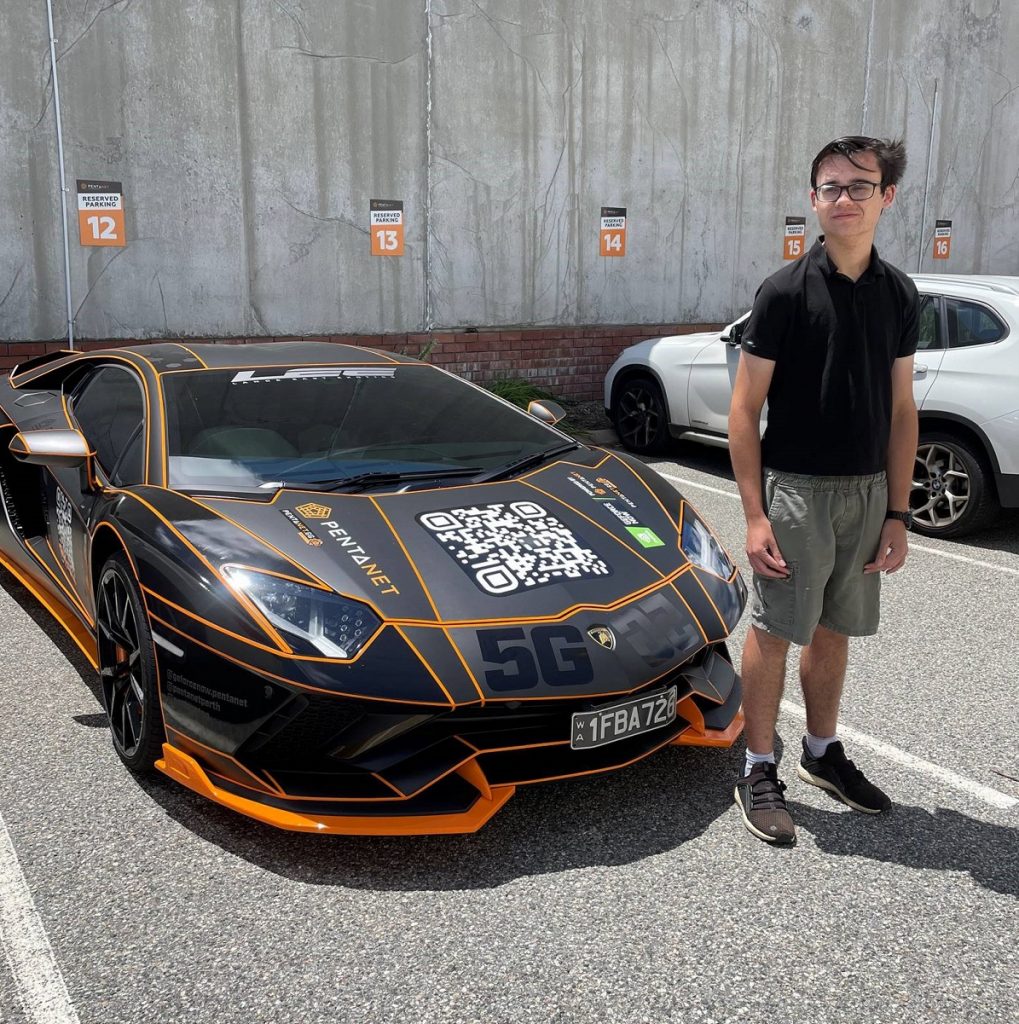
[611, 375, 670, 454]
[910, 432, 999, 538]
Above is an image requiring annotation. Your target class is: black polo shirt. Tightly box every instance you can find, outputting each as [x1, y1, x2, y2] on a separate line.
[741, 237, 919, 475]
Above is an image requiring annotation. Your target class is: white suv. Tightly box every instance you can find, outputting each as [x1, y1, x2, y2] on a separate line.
[605, 276, 1019, 538]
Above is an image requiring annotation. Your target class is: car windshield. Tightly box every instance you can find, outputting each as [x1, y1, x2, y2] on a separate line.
[161, 364, 565, 491]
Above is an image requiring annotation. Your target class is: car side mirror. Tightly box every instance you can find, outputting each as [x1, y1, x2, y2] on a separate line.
[527, 400, 567, 426]
[724, 319, 746, 348]
[9, 429, 92, 468]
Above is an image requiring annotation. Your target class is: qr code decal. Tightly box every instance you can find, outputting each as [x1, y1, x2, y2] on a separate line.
[418, 501, 611, 595]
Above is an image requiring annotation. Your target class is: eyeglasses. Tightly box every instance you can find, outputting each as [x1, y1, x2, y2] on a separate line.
[814, 181, 881, 203]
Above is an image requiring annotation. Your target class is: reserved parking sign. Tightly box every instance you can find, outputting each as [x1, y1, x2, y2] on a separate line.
[77, 179, 125, 247]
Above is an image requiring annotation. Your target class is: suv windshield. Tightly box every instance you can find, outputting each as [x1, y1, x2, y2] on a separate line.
[162, 364, 564, 491]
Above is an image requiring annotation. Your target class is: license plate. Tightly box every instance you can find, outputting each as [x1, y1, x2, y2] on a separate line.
[571, 686, 678, 750]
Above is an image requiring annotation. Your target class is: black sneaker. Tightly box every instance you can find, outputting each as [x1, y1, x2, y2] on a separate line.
[733, 761, 796, 845]
[797, 739, 891, 813]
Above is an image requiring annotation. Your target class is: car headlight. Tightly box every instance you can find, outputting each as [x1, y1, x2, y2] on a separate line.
[223, 567, 381, 658]
[680, 507, 734, 579]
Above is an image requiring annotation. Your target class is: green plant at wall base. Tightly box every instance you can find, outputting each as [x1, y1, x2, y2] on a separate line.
[483, 377, 556, 409]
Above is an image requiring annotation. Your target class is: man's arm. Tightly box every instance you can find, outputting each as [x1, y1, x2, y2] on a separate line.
[865, 355, 918, 574]
[729, 351, 789, 578]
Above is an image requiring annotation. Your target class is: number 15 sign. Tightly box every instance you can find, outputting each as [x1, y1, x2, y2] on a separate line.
[77, 179, 125, 247]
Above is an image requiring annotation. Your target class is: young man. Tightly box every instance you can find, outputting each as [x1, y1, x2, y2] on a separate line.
[729, 136, 919, 845]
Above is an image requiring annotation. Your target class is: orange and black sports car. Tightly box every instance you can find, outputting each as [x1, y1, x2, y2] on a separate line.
[0, 342, 746, 834]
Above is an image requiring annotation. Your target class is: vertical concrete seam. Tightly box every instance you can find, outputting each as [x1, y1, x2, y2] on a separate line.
[862, 0, 876, 132]
[424, 0, 434, 331]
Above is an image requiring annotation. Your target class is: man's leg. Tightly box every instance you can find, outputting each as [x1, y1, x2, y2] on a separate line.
[734, 625, 797, 844]
[742, 625, 791, 755]
[799, 624, 848, 737]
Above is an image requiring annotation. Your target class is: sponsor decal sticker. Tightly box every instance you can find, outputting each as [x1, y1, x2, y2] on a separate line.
[322, 520, 400, 595]
[295, 502, 332, 520]
[231, 368, 397, 385]
[567, 471, 641, 527]
[280, 508, 322, 546]
[54, 486, 75, 573]
[626, 525, 665, 549]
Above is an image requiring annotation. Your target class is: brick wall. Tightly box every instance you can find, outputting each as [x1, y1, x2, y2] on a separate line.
[0, 323, 721, 403]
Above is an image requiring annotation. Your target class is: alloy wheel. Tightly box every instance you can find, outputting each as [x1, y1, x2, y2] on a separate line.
[97, 566, 146, 758]
[911, 442, 971, 531]
[615, 381, 663, 451]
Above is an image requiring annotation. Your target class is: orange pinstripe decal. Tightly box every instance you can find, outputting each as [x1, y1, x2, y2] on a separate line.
[441, 626, 486, 703]
[521, 477, 669, 579]
[42, 535, 92, 624]
[166, 726, 286, 796]
[172, 343, 207, 368]
[147, 611, 450, 706]
[105, 488, 290, 652]
[370, 496, 442, 621]
[0, 549, 98, 667]
[141, 584, 385, 665]
[686, 569, 730, 635]
[394, 625, 455, 706]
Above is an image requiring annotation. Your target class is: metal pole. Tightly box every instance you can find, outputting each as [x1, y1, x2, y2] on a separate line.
[917, 78, 939, 274]
[45, 0, 75, 348]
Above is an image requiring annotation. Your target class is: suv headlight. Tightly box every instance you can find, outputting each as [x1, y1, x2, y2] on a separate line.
[223, 567, 381, 658]
[680, 507, 734, 579]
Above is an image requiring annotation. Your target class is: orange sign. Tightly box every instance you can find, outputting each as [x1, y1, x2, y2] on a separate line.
[77, 179, 125, 247]
[600, 206, 626, 257]
[370, 199, 404, 256]
[783, 216, 805, 260]
[933, 220, 952, 260]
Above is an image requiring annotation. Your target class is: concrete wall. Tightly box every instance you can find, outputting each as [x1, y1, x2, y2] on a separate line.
[1, 0, 1017, 342]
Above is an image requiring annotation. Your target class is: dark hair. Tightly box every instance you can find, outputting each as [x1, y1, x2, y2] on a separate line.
[810, 136, 907, 190]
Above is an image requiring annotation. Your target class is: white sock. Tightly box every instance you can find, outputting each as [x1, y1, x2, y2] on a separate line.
[805, 732, 837, 758]
[744, 749, 775, 776]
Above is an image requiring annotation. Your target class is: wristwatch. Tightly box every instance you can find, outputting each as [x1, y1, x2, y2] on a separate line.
[886, 509, 913, 529]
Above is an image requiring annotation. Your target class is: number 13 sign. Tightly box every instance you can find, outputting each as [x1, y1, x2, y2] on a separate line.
[77, 179, 125, 247]
[370, 199, 405, 256]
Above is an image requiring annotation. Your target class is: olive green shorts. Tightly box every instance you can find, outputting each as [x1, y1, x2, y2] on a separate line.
[751, 469, 888, 646]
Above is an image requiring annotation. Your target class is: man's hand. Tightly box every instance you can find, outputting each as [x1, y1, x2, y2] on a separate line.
[746, 518, 790, 578]
[864, 519, 908, 574]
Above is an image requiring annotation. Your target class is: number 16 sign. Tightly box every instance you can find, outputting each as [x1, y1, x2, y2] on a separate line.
[77, 179, 125, 247]
[370, 199, 405, 256]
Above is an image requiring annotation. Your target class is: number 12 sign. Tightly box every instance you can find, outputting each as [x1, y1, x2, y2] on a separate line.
[77, 179, 125, 247]
[370, 199, 405, 256]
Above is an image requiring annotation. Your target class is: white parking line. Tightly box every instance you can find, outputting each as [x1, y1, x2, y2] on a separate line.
[660, 472, 1019, 578]
[656, 469, 1019, 811]
[0, 810, 79, 1024]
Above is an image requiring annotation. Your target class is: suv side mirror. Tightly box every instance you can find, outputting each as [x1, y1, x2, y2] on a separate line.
[724, 319, 746, 348]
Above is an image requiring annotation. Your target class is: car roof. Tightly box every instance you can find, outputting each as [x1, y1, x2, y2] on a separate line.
[910, 274, 1019, 298]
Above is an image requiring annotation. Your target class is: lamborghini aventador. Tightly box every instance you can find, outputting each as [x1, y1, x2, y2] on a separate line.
[0, 342, 746, 834]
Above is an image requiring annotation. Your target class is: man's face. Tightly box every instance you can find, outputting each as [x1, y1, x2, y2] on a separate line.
[810, 151, 895, 242]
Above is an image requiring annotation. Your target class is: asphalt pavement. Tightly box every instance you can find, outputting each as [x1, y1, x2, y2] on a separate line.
[1, 441, 1017, 1024]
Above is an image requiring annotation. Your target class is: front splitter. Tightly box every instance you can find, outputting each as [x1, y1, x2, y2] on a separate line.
[156, 743, 516, 836]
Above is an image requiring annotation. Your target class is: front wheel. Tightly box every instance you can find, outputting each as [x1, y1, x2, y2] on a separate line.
[910, 433, 999, 538]
[611, 375, 670, 454]
[95, 553, 165, 772]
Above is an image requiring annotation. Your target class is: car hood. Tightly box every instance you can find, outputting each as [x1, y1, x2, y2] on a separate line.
[190, 449, 711, 624]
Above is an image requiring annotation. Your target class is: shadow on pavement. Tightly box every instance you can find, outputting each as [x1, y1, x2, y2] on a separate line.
[790, 800, 1019, 899]
[136, 745, 744, 889]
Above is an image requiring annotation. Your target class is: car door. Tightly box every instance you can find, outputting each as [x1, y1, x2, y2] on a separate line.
[912, 292, 945, 407]
[686, 313, 750, 437]
[46, 364, 147, 603]
[919, 295, 1012, 420]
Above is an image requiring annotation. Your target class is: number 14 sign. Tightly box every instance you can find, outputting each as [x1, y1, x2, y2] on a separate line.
[77, 179, 125, 247]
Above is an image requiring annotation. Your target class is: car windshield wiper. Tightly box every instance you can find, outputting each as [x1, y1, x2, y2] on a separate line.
[301, 467, 484, 493]
[474, 442, 581, 483]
